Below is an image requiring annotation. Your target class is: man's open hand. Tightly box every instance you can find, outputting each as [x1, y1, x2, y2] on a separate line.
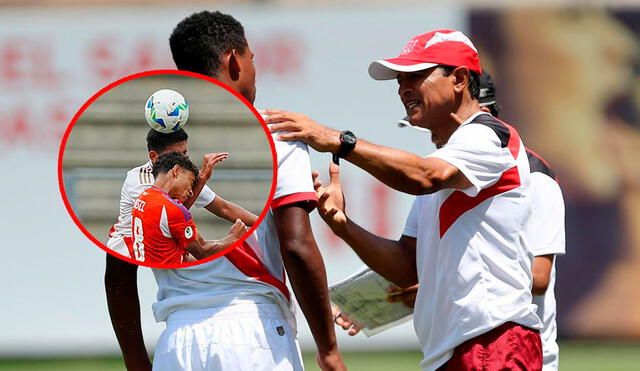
[313, 163, 347, 234]
[200, 153, 229, 181]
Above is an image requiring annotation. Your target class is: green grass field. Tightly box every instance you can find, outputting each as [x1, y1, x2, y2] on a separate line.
[0, 342, 637, 370]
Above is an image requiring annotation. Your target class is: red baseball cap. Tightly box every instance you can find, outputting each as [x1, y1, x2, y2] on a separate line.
[368, 29, 482, 80]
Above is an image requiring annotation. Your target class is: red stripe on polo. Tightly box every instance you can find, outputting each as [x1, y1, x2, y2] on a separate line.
[271, 192, 317, 211]
[225, 241, 290, 301]
[439, 165, 521, 238]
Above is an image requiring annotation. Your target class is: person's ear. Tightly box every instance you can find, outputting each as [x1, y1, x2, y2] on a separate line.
[149, 151, 159, 163]
[229, 49, 241, 82]
[452, 66, 470, 94]
[172, 165, 181, 178]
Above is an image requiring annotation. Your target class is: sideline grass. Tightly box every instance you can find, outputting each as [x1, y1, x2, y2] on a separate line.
[0, 342, 637, 370]
[302, 350, 422, 370]
[560, 341, 640, 371]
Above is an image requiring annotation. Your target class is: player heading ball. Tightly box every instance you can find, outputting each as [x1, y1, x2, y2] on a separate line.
[151, 151, 199, 203]
[131, 151, 247, 265]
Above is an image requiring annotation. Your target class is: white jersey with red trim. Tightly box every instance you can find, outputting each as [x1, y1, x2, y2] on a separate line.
[403, 112, 542, 371]
[151, 136, 316, 330]
[106, 161, 216, 257]
[526, 149, 565, 371]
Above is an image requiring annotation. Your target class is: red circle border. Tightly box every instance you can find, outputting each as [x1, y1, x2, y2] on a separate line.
[57, 69, 278, 269]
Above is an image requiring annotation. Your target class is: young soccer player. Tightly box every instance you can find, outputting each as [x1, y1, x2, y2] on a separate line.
[130, 151, 247, 265]
[106, 128, 257, 259]
[105, 11, 345, 371]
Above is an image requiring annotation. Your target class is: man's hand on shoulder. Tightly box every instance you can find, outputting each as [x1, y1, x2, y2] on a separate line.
[263, 109, 341, 153]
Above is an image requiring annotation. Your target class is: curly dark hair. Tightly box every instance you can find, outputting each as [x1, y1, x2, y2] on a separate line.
[439, 65, 480, 100]
[146, 128, 188, 153]
[152, 151, 199, 178]
[170, 10, 248, 77]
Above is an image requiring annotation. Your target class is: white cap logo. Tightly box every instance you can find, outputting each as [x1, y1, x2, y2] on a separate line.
[401, 39, 419, 55]
[185, 226, 193, 239]
[425, 31, 477, 52]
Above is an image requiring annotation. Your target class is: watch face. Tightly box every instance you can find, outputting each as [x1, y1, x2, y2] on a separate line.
[341, 130, 356, 144]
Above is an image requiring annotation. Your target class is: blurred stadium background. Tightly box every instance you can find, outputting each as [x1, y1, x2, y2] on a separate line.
[1, 0, 639, 370]
[62, 73, 272, 243]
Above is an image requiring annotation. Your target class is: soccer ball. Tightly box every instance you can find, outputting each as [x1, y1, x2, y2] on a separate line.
[144, 89, 189, 133]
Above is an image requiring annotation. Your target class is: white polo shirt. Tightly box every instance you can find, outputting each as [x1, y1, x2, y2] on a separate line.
[106, 160, 216, 257]
[526, 149, 566, 371]
[403, 111, 541, 370]
[151, 136, 317, 330]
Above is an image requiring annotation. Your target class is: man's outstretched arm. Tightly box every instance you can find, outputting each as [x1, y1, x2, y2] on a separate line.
[265, 110, 471, 195]
[104, 254, 152, 371]
[274, 204, 346, 371]
[339, 222, 418, 288]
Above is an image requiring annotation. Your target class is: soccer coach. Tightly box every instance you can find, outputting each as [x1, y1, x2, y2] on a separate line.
[266, 29, 543, 370]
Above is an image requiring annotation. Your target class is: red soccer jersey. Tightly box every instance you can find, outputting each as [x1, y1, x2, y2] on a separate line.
[130, 186, 197, 265]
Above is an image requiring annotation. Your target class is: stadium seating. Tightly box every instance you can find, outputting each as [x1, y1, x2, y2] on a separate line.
[63, 75, 273, 242]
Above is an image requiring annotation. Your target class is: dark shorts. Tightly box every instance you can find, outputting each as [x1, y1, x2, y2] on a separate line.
[438, 322, 542, 371]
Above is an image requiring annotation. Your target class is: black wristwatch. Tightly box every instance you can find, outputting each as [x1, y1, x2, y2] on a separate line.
[332, 130, 357, 165]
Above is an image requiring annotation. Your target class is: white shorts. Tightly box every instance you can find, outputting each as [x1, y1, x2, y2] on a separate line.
[153, 302, 304, 371]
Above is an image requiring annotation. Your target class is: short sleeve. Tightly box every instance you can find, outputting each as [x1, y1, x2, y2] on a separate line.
[528, 172, 566, 256]
[194, 184, 216, 208]
[270, 136, 317, 211]
[121, 170, 151, 213]
[402, 198, 419, 238]
[428, 124, 516, 197]
[168, 204, 198, 249]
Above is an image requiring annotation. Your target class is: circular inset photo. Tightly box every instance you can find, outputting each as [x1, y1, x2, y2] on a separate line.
[59, 70, 276, 268]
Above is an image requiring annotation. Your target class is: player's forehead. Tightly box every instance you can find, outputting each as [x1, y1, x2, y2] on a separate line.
[188, 169, 196, 180]
[180, 167, 196, 181]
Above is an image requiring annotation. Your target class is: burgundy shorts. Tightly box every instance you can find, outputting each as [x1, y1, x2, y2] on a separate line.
[438, 322, 542, 371]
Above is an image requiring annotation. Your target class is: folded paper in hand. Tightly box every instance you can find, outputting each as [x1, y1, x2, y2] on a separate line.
[329, 267, 414, 336]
